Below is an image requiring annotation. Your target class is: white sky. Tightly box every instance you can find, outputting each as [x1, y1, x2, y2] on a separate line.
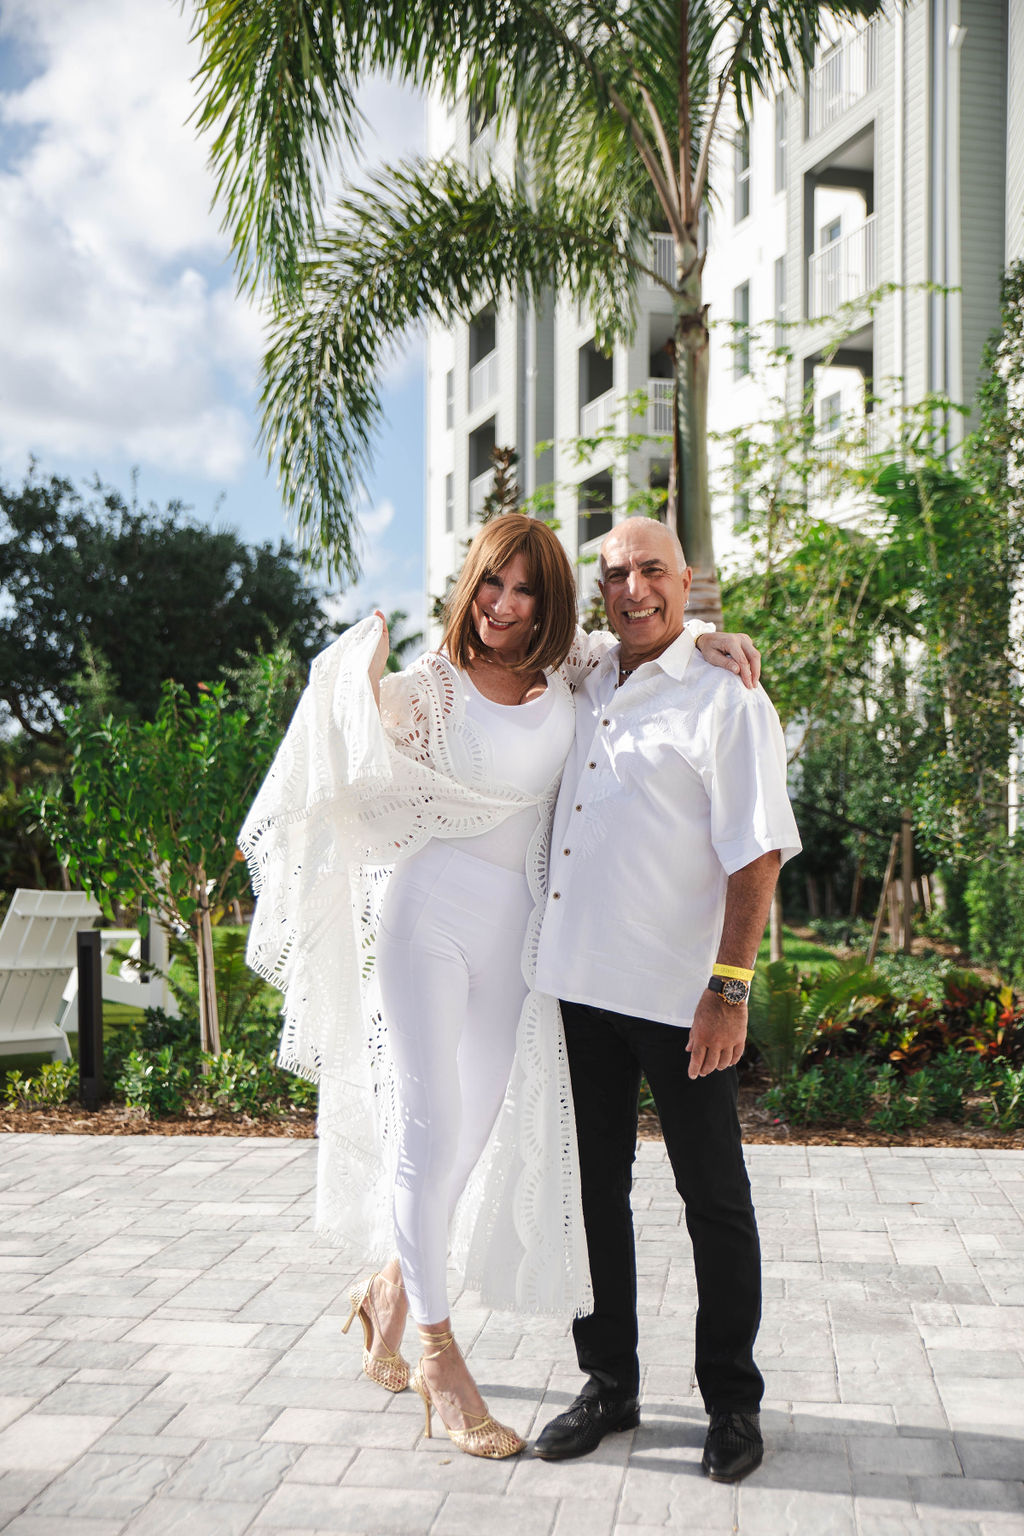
[0, 0, 428, 631]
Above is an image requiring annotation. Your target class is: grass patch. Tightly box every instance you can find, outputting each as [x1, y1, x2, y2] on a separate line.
[757, 926, 836, 973]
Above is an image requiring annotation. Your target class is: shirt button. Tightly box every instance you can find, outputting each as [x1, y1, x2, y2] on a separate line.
[552, 891, 561, 900]
[601, 718, 610, 726]
[575, 804, 582, 812]
[563, 848, 570, 855]
[587, 761, 596, 769]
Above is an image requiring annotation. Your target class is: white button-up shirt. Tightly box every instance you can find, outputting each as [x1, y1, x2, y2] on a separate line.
[535, 627, 801, 1028]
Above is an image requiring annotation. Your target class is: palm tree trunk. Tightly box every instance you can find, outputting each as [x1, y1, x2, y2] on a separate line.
[672, 235, 721, 626]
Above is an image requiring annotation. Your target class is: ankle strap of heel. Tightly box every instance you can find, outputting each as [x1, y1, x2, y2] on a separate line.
[417, 1329, 455, 1360]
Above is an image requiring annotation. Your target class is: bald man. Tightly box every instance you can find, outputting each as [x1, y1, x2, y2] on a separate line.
[534, 518, 800, 1481]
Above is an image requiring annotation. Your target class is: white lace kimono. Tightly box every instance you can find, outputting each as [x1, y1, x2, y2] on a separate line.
[240, 615, 608, 1318]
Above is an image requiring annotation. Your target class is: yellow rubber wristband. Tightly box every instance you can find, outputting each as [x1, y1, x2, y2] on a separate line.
[711, 963, 755, 982]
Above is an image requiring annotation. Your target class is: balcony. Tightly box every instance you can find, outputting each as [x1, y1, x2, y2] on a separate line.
[809, 18, 880, 137]
[646, 233, 676, 288]
[808, 214, 876, 318]
[810, 411, 884, 502]
[580, 386, 617, 436]
[469, 468, 492, 519]
[646, 379, 673, 435]
[468, 350, 498, 413]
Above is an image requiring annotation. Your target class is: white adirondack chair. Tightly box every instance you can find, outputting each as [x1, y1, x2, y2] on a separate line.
[0, 890, 104, 1061]
[58, 913, 180, 1026]
[0, 889, 178, 1064]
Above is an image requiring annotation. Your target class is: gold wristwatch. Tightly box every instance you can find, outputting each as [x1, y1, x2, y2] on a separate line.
[706, 963, 754, 1007]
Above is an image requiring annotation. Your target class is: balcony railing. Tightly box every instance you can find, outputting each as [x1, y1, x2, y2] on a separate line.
[580, 386, 617, 436]
[646, 233, 676, 288]
[808, 214, 877, 319]
[469, 469, 492, 519]
[810, 411, 884, 501]
[646, 379, 673, 435]
[468, 350, 498, 412]
[809, 17, 880, 136]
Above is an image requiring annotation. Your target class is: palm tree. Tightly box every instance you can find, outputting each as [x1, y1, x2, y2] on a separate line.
[193, 0, 883, 609]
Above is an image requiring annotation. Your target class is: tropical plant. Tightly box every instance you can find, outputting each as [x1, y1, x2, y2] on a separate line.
[192, 0, 883, 600]
[746, 956, 880, 1084]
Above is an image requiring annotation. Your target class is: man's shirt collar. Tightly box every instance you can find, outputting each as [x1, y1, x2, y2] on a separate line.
[598, 626, 697, 686]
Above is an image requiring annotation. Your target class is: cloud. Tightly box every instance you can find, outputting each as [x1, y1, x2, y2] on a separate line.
[0, 0, 260, 480]
[0, 1, 425, 513]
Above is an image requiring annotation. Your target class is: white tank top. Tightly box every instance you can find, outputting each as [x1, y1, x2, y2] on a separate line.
[444, 673, 574, 871]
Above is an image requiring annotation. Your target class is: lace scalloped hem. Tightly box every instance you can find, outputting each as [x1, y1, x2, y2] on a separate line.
[276, 1052, 322, 1087]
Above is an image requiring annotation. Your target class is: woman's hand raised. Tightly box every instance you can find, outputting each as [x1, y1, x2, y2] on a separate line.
[370, 610, 390, 708]
[696, 631, 761, 689]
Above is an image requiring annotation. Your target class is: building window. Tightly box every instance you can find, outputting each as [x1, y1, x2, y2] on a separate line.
[820, 217, 842, 248]
[819, 392, 843, 436]
[445, 369, 454, 429]
[444, 472, 454, 533]
[734, 125, 750, 223]
[578, 471, 614, 547]
[774, 95, 786, 194]
[733, 282, 750, 378]
[774, 257, 786, 349]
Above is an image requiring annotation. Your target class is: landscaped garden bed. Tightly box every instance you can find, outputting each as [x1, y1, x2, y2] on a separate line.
[3, 926, 1022, 1149]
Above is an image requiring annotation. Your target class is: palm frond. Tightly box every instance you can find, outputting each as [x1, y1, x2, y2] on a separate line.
[259, 158, 638, 575]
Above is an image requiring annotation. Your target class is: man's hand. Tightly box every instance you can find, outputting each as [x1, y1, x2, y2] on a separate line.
[696, 632, 761, 689]
[686, 990, 748, 1079]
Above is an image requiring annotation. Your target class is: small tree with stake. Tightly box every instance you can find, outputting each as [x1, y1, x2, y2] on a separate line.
[35, 651, 293, 1059]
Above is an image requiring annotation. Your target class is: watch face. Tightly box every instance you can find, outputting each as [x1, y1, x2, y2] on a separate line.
[720, 977, 748, 1006]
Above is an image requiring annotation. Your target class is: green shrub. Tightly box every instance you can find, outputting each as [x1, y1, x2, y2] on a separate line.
[978, 1064, 1024, 1131]
[924, 1050, 987, 1120]
[869, 1062, 934, 1133]
[761, 1056, 875, 1125]
[3, 1060, 77, 1109]
[201, 1049, 285, 1117]
[115, 1047, 192, 1117]
[759, 1051, 1024, 1132]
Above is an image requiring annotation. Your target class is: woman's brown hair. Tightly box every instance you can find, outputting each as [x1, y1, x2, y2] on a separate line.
[442, 514, 578, 675]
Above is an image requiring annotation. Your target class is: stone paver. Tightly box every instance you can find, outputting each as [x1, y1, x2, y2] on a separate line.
[0, 1135, 1022, 1534]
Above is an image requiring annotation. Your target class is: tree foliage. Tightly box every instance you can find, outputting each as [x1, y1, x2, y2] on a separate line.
[33, 654, 294, 1053]
[0, 472, 333, 738]
[192, 0, 882, 581]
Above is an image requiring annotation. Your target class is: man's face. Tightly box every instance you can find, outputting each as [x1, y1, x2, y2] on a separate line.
[598, 520, 692, 662]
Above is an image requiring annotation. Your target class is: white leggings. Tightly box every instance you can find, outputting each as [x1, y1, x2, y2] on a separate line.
[375, 841, 533, 1325]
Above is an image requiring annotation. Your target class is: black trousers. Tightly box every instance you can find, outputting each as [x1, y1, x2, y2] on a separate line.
[562, 1000, 764, 1413]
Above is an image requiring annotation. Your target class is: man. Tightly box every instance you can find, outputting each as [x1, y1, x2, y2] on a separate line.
[533, 517, 800, 1482]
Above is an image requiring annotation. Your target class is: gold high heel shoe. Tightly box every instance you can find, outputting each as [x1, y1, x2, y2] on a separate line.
[410, 1330, 525, 1460]
[341, 1272, 410, 1393]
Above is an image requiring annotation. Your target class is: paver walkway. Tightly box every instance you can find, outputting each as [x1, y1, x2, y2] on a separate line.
[0, 1135, 1022, 1535]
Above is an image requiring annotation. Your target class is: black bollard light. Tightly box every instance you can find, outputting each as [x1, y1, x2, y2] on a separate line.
[77, 930, 104, 1110]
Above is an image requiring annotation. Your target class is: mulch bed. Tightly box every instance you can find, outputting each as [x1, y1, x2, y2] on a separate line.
[0, 1105, 317, 1138]
[3, 1090, 1022, 1149]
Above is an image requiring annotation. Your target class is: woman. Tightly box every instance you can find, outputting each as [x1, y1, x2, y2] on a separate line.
[241, 515, 752, 1460]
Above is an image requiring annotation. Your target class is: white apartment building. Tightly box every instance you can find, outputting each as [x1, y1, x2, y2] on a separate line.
[424, 0, 1021, 623]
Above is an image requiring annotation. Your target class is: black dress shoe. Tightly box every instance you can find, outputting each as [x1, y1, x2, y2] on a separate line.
[701, 1409, 763, 1482]
[533, 1390, 640, 1460]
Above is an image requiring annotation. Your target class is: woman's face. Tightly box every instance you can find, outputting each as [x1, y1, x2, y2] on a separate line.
[471, 552, 538, 662]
